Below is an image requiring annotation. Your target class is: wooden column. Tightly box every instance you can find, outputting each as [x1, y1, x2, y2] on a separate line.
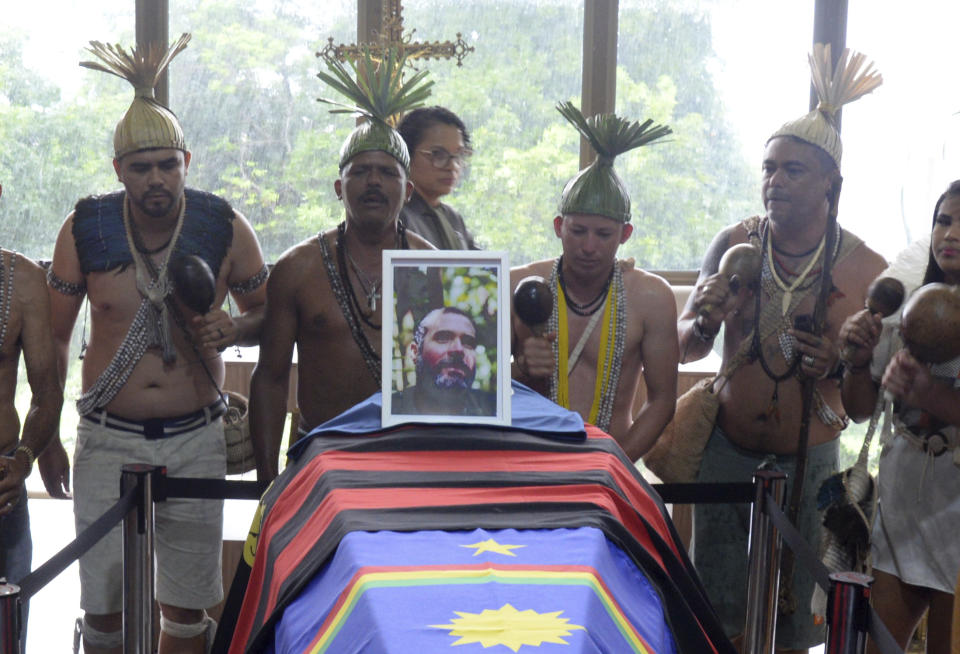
[580, 0, 618, 169]
[810, 0, 847, 127]
[358, 0, 384, 44]
[135, 0, 170, 106]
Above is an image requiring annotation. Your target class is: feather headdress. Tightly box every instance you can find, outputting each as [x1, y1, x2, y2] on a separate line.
[556, 101, 671, 223]
[768, 43, 882, 169]
[81, 33, 191, 159]
[317, 47, 433, 171]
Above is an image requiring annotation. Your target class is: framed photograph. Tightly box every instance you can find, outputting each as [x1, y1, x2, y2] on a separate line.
[382, 250, 511, 427]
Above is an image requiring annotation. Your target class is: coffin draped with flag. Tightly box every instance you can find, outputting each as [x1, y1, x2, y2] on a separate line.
[222, 383, 734, 653]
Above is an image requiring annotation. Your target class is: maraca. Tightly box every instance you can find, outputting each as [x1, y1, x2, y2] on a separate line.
[840, 276, 905, 362]
[698, 243, 761, 318]
[900, 282, 960, 364]
[513, 276, 553, 336]
[169, 254, 217, 314]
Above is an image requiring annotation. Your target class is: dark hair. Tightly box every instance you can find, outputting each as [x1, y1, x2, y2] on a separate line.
[412, 306, 476, 353]
[397, 106, 471, 152]
[922, 179, 960, 284]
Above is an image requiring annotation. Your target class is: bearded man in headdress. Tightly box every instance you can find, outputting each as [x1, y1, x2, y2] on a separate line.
[249, 49, 435, 483]
[40, 35, 268, 654]
[675, 46, 887, 652]
[511, 102, 679, 462]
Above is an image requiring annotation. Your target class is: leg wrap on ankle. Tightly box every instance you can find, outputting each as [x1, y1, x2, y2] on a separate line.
[161, 612, 217, 651]
[80, 615, 123, 649]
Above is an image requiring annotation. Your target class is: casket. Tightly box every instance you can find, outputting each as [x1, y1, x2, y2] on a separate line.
[221, 384, 734, 654]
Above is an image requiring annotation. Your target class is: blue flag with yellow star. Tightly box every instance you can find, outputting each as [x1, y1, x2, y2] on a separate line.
[271, 527, 675, 653]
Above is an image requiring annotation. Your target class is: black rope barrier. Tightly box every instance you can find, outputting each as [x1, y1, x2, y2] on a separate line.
[158, 477, 267, 501]
[653, 482, 755, 505]
[8, 469, 908, 654]
[16, 486, 137, 601]
[762, 492, 904, 654]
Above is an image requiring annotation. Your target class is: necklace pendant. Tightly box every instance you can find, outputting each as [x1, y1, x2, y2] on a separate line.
[781, 291, 792, 317]
[368, 291, 379, 313]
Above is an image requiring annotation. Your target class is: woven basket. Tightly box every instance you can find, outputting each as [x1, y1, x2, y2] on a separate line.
[223, 390, 254, 475]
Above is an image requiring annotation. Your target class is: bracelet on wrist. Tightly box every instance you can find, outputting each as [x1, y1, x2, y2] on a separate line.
[14, 444, 35, 471]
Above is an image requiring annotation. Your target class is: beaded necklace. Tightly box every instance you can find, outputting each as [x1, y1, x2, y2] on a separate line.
[319, 221, 408, 382]
[766, 227, 825, 317]
[753, 222, 839, 421]
[0, 251, 16, 352]
[123, 194, 187, 364]
[547, 257, 625, 431]
[556, 255, 614, 316]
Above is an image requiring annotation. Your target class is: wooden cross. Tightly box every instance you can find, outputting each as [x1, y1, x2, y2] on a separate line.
[320, 0, 474, 67]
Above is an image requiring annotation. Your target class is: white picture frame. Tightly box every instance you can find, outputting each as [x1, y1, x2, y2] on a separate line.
[381, 250, 511, 427]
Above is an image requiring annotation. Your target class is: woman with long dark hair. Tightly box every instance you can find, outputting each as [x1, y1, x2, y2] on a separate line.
[839, 180, 960, 653]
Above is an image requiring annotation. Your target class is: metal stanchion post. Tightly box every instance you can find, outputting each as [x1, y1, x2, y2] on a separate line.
[743, 468, 787, 654]
[122, 464, 158, 654]
[0, 579, 21, 654]
[825, 571, 872, 654]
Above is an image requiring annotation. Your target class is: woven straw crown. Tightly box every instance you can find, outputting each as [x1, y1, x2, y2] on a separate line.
[317, 47, 433, 172]
[767, 43, 882, 169]
[81, 34, 191, 159]
[556, 101, 671, 223]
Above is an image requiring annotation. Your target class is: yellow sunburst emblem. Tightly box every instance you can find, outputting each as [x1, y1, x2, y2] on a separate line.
[430, 603, 585, 651]
[461, 538, 525, 557]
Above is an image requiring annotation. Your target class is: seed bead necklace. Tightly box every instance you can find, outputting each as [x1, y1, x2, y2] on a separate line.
[547, 257, 625, 431]
[0, 251, 16, 352]
[319, 221, 408, 382]
[556, 255, 613, 316]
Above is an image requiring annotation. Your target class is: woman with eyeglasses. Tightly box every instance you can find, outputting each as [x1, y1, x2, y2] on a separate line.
[398, 106, 479, 250]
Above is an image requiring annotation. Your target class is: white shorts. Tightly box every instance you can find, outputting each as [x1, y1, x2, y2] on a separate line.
[73, 410, 226, 614]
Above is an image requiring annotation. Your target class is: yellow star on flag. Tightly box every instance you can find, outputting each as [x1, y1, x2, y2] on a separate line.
[461, 538, 525, 557]
[430, 603, 585, 651]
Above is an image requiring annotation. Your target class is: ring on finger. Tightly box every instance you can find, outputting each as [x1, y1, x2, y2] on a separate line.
[802, 354, 816, 366]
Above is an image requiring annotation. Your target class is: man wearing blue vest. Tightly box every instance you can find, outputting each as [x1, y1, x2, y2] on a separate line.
[40, 35, 267, 654]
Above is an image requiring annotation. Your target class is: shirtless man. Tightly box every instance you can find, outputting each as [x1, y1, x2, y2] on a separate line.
[677, 47, 885, 653]
[39, 36, 267, 654]
[511, 102, 678, 460]
[0, 183, 64, 654]
[249, 51, 434, 482]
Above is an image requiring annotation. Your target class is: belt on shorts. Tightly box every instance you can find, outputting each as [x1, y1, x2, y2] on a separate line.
[82, 399, 226, 440]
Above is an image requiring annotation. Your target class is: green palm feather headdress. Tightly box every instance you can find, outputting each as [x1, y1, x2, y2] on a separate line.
[556, 101, 672, 223]
[81, 33, 191, 159]
[317, 47, 434, 172]
[768, 43, 882, 170]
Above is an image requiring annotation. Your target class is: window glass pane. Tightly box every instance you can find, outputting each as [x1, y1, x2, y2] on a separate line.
[844, 1, 960, 262]
[0, 2, 133, 261]
[617, 0, 813, 270]
[171, 0, 356, 260]
[168, 0, 583, 264]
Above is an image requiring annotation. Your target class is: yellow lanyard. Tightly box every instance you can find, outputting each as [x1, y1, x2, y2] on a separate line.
[556, 284, 617, 424]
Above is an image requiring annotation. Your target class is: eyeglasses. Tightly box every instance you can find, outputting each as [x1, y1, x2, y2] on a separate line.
[418, 147, 472, 169]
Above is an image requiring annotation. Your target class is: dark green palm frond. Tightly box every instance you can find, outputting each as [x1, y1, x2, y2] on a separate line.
[556, 100, 671, 160]
[317, 46, 433, 126]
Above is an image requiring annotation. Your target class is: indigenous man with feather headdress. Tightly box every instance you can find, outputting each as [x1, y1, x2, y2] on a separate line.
[511, 102, 679, 462]
[677, 45, 886, 652]
[40, 35, 268, 654]
[249, 49, 435, 483]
